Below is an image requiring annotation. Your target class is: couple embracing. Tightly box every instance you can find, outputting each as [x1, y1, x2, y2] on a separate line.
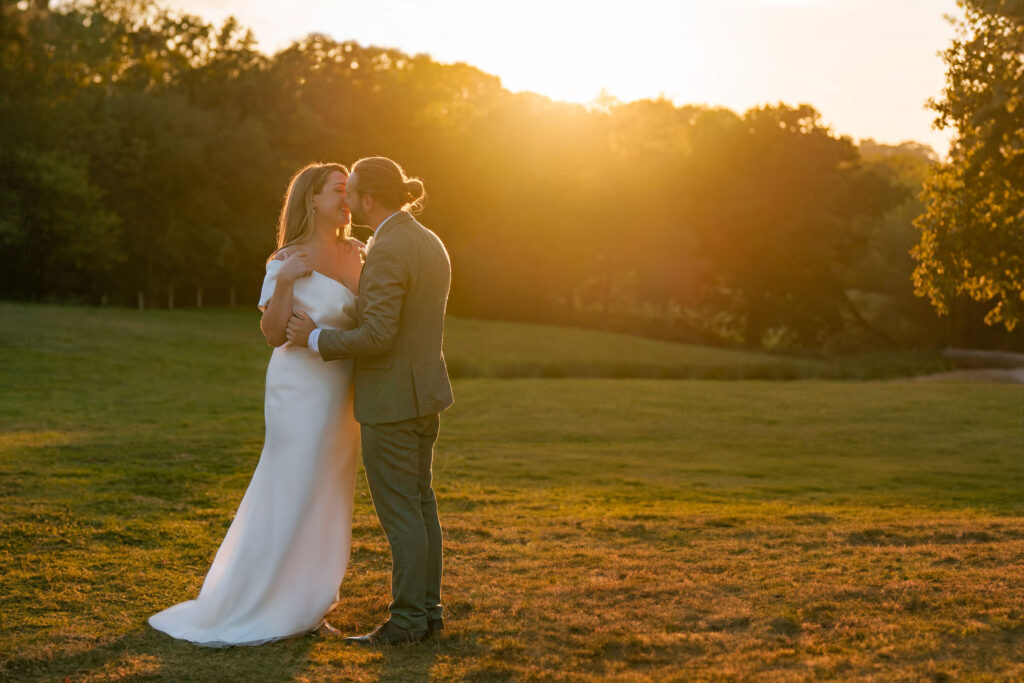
[149, 157, 453, 647]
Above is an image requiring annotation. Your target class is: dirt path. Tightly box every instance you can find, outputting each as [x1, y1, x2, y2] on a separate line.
[914, 367, 1024, 383]
[915, 349, 1024, 383]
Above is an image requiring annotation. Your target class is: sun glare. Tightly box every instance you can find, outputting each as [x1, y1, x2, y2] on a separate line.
[168, 0, 958, 154]
[311, 0, 699, 106]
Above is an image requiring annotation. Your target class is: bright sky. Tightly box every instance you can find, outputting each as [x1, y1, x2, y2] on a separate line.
[166, 0, 960, 156]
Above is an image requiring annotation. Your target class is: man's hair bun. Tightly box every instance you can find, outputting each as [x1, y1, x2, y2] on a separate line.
[404, 179, 425, 202]
[352, 157, 427, 212]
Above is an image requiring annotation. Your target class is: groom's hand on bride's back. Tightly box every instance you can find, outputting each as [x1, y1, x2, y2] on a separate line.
[286, 310, 316, 347]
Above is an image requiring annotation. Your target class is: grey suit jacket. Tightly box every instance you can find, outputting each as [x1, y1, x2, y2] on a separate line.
[318, 211, 454, 425]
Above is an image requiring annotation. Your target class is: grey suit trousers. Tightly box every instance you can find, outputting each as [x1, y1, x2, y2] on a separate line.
[360, 414, 443, 632]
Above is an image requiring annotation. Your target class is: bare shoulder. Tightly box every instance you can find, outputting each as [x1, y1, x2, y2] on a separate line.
[341, 238, 365, 261]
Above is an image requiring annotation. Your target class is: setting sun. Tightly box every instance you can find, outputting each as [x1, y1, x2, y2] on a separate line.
[168, 0, 957, 155]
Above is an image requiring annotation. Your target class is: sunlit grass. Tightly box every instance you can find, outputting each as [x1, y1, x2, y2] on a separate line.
[1, 303, 1021, 681]
[1, 302, 949, 383]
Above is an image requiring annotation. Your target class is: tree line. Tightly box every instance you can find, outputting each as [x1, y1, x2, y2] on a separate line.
[2, 0, 1020, 351]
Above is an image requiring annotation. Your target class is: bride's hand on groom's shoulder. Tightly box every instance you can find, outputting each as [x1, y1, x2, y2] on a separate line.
[279, 252, 312, 284]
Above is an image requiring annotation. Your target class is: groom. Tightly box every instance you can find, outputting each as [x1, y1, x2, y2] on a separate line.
[286, 156, 454, 646]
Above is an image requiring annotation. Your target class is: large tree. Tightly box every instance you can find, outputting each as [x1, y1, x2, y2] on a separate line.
[681, 104, 903, 347]
[913, 0, 1024, 330]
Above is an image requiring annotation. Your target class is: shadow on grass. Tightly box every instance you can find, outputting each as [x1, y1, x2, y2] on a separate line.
[1, 625, 469, 682]
[375, 643, 442, 683]
[2, 627, 317, 682]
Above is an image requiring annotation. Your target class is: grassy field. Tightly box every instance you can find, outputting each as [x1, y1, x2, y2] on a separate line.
[1, 303, 1022, 681]
[443, 318, 952, 380]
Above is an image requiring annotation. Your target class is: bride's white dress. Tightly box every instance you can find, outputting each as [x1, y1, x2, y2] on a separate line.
[149, 261, 360, 646]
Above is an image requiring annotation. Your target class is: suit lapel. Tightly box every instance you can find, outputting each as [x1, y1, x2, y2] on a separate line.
[356, 212, 413, 317]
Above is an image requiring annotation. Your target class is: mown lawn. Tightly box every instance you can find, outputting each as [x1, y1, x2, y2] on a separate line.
[0, 302, 949, 383]
[1, 303, 1022, 681]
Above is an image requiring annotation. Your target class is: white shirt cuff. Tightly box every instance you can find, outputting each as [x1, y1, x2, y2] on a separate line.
[308, 328, 321, 353]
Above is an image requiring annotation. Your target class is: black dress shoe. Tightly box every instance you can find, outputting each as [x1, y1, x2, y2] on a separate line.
[421, 618, 444, 639]
[344, 620, 427, 647]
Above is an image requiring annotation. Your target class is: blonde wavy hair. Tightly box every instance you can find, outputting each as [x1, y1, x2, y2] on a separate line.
[271, 162, 350, 258]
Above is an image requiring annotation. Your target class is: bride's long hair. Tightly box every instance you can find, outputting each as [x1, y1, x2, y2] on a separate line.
[272, 162, 350, 258]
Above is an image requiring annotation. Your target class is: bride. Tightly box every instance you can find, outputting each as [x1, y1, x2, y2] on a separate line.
[149, 162, 365, 646]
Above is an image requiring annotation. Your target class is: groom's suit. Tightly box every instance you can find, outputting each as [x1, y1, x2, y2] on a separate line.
[317, 210, 453, 633]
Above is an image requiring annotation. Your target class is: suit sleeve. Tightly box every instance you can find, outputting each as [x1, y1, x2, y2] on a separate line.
[318, 239, 406, 361]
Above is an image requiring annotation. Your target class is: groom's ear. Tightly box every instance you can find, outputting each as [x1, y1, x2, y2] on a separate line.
[362, 192, 375, 213]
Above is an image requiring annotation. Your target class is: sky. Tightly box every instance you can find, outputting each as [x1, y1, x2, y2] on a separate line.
[164, 0, 961, 156]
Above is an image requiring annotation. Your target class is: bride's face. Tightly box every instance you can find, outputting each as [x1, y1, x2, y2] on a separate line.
[313, 171, 350, 227]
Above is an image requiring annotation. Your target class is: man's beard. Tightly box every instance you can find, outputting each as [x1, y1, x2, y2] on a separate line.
[348, 206, 370, 227]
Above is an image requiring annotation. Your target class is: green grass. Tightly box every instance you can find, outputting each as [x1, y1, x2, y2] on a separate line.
[443, 317, 951, 379]
[0, 301, 951, 382]
[1, 303, 1022, 681]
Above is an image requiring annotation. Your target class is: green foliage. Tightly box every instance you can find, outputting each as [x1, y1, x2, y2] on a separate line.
[847, 141, 947, 347]
[0, 149, 122, 297]
[4, 0, 987, 351]
[679, 105, 906, 347]
[913, 0, 1024, 330]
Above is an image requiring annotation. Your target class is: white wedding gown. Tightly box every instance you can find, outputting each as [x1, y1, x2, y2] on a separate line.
[149, 261, 360, 646]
